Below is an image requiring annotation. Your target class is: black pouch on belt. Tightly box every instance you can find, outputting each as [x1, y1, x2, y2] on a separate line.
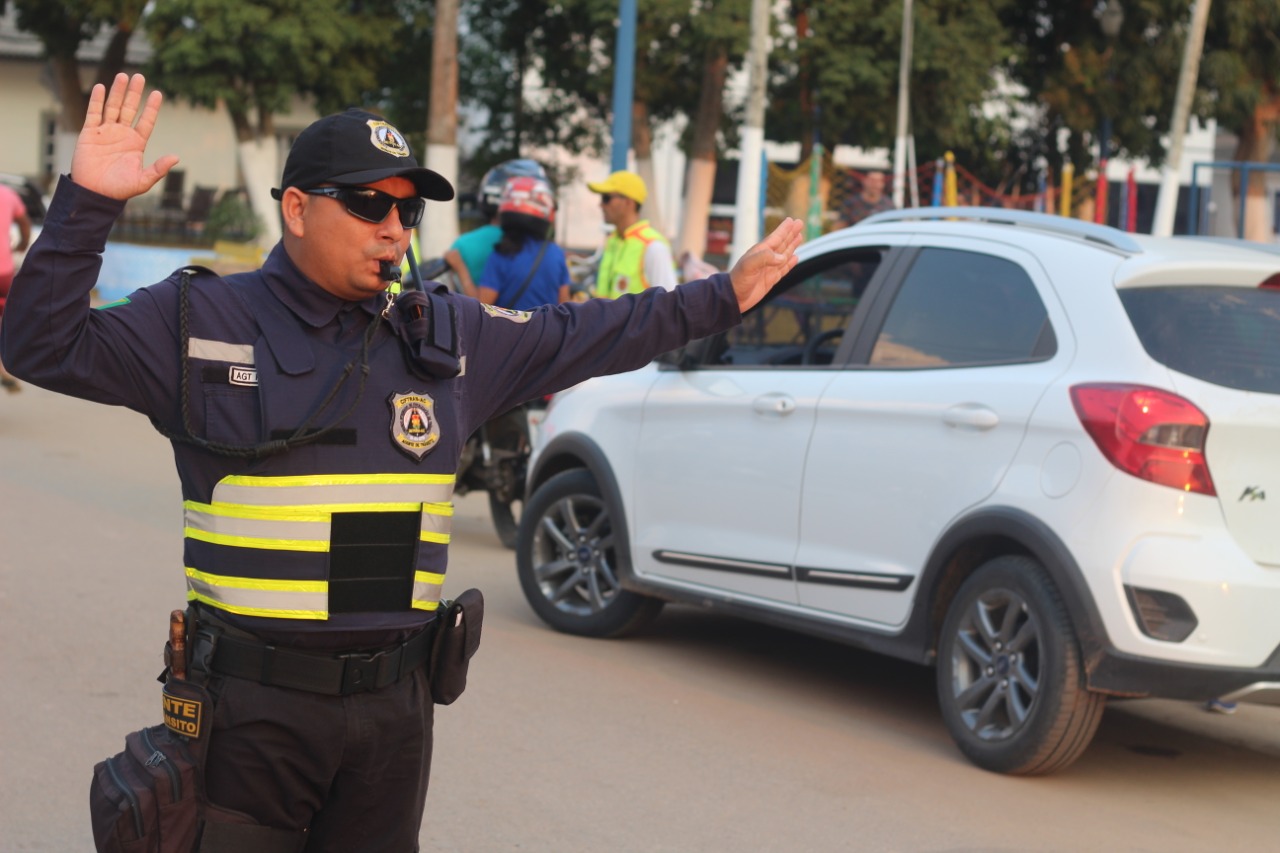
[89, 613, 306, 853]
[429, 588, 484, 705]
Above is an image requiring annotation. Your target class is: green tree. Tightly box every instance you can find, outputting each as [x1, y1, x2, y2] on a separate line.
[5, 0, 144, 125]
[774, 1, 1020, 184]
[998, 0, 1187, 190]
[457, 0, 751, 246]
[143, 0, 414, 241]
[5, 0, 146, 179]
[1198, 0, 1280, 239]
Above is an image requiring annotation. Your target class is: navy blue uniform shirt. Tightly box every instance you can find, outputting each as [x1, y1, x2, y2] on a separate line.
[2, 177, 741, 649]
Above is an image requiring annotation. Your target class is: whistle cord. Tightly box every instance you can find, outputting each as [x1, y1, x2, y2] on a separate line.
[151, 270, 381, 459]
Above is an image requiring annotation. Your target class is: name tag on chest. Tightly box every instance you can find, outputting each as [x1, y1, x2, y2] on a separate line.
[229, 366, 258, 386]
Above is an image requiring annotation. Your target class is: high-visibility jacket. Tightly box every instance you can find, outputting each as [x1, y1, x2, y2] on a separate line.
[595, 220, 671, 299]
[3, 177, 743, 638]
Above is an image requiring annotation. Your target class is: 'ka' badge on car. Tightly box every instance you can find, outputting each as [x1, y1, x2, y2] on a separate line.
[389, 391, 441, 460]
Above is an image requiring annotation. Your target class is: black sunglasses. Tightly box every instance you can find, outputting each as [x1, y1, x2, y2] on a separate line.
[303, 186, 426, 228]
[599, 193, 617, 204]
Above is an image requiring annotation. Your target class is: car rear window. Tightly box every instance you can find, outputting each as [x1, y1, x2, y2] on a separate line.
[1121, 285, 1280, 393]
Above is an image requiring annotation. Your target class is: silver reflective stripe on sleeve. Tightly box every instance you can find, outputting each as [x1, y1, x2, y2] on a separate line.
[188, 337, 256, 365]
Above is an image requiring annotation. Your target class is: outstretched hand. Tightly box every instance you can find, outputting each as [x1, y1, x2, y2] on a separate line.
[71, 73, 179, 201]
[728, 218, 804, 313]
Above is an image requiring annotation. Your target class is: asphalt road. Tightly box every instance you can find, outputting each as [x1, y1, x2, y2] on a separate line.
[2, 383, 1277, 852]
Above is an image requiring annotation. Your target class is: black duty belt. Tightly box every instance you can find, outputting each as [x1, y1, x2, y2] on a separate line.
[206, 628, 433, 697]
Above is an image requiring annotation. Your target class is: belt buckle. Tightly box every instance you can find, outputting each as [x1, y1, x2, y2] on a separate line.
[338, 649, 387, 694]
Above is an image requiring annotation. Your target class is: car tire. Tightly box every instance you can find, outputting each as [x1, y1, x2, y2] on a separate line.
[936, 555, 1105, 775]
[516, 469, 663, 638]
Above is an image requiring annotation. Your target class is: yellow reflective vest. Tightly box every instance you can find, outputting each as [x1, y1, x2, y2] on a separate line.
[595, 220, 670, 299]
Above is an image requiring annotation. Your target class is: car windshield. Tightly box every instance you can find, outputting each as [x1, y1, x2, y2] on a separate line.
[1120, 284, 1280, 394]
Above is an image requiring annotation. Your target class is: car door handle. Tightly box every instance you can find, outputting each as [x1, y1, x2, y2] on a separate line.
[943, 403, 999, 430]
[753, 393, 797, 416]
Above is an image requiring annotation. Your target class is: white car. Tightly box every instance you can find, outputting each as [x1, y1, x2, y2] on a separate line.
[515, 208, 1280, 775]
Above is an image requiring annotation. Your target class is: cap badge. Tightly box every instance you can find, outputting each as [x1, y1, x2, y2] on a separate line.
[389, 391, 441, 460]
[367, 119, 411, 158]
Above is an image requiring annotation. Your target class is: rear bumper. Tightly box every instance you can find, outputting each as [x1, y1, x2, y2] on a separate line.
[1087, 642, 1280, 704]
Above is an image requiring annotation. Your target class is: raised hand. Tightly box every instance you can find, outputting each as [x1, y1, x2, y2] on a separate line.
[70, 73, 179, 201]
[728, 217, 804, 312]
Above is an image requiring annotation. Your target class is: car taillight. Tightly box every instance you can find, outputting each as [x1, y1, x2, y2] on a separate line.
[1070, 384, 1216, 496]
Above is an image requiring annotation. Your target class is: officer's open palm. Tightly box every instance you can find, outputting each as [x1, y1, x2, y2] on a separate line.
[72, 73, 179, 201]
[728, 217, 804, 313]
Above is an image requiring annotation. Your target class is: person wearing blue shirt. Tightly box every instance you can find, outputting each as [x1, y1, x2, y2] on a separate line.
[478, 175, 570, 309]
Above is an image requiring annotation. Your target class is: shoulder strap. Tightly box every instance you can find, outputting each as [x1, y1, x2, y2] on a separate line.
[503, 239, 550, 309]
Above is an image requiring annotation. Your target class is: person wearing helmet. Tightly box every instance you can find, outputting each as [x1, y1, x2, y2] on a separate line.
[477, 175, 570, 310]
[588, 170, 677, 297]
[444, 159, 548, 298]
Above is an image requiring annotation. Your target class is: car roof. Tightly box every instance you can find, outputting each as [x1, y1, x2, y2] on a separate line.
[825, 207, 1280, 290]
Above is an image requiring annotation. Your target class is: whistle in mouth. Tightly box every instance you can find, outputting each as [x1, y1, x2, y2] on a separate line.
[379, 260, 403, 283]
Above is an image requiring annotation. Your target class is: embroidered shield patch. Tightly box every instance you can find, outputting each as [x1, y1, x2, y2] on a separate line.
[480, 303, 533, 323]
[389, 392, 441, 460]
[367, 119, 411, 158]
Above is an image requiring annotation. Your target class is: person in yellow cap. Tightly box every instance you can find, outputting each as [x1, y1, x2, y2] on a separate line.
[587, 170, 677, 297]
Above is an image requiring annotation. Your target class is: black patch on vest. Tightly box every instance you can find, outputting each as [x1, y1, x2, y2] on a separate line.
[328, 511, 419, 612]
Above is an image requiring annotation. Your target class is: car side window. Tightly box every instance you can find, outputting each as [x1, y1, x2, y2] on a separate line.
[869, 248, 1055, 368]
[706, 249, 883, 367]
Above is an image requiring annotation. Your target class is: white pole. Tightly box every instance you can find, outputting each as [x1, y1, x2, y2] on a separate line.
[907, 132, 919, 208]
[730, 0, 770, 263]
[1152, 0, 1212, 237]
[892, 0, 913, 209]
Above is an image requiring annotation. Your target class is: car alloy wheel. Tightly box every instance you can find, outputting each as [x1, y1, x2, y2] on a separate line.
[949, 586, 1042, 741]
[516, 470, 662, 637]
[936, 555, 1105, 775]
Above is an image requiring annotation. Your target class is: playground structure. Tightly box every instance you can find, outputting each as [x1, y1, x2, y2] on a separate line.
[764, 150, 1175, 239]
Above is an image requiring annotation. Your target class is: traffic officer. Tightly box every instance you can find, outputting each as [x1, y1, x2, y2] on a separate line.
[0, 73, 802, 852]
[587, 170, 678, 297]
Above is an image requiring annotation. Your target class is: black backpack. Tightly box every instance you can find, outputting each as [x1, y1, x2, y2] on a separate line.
[89, 677, 306, 853]
[89, 724, 202, 852]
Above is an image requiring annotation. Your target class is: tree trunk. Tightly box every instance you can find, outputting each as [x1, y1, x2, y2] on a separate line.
[423, 0, 461, 257]
[631, 99, 665, 235]
[48, 55, 85, 178]
[676, 44, 728, 262]
[227, 104, 280, 246]
[239, 138, 281, 246]
[1234, 96, 1280, 243]
[94, 19, 140, 90]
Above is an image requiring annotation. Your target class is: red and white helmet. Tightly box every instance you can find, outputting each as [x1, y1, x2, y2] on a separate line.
[499, 175, 556, 223]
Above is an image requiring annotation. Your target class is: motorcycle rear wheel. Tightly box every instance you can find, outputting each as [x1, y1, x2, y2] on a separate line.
[489, 492, 520, 550]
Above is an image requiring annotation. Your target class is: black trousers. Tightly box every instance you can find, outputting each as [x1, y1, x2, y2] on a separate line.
[202, 666, 434, 853]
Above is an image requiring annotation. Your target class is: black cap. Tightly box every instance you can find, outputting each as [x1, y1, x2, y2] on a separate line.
[270, 109, 454, 202]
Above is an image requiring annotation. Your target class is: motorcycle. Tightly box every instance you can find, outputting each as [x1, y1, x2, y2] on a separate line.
[454, 401, 545, 550]
[415, 255, 542, 549]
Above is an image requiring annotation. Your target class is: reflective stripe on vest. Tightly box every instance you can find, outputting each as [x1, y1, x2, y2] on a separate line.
[185, 473, 456, 620]
[184, 567, 446, 620]
[597, 221, 668, 299]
